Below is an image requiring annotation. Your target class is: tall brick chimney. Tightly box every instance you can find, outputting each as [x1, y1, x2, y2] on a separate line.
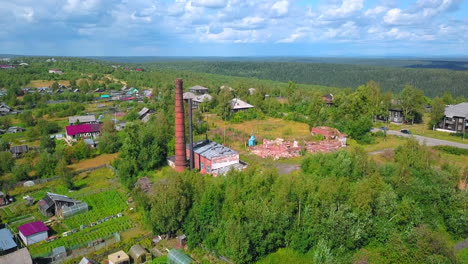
[174, 78, 187, 172]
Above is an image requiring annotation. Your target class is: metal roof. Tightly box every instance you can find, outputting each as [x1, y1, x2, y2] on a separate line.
[230, 98, 254, 110]
[444, 102, 468, 118]
[68, 115, 96, 124]
[18, 221, 49, 237]
[0, 227, 17, 251]
[191, 140, 238, 160]
[189, 85, 208, 91]
[193, 94, 212, 103]
[10, 145, 29, 154]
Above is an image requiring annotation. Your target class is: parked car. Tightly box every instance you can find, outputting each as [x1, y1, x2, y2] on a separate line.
[400, 129, 411, 134]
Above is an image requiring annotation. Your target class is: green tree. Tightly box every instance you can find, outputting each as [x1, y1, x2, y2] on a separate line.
[18, 110, 36, 126]
[398, 85, 425, 124]
[40, 135, 56, 153]
[0, 151, 15, 175]
[12, 163, 31, 181]
[429, 97, 446, 129]
[36, 153, 57, 178]
[56, 158, 74, 189]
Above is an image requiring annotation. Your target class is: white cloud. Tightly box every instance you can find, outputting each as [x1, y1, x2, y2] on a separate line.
[319, 0, 364, 20]
[278, 33, 303, 43]
[191, 0, 228, 9]
[271, 1, 289, 17]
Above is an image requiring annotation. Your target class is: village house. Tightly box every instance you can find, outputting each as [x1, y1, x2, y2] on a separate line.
[185, 139, 246, 176]
[189, 85, 209, 95]
[7, 126, 25, 133]
[138, 107, 153, 123]
[322, 93, 334, 106]
[389, 108, 404, 123]
[230, 98, 254, 112]
[48, 68, 63, 75]
[38, 192, 88, 218]
[10, 145, 29, 158]
[0, 191, 13, 206]
[0, 102, 11, 115]
[438, 102, 468, 133]
[65, 123, 102, 141]
[18, 221, 49, 245]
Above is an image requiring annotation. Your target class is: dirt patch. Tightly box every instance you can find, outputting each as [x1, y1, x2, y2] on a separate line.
[28, 80, 70, 88]
[69, 153, 119, 171]
[274, 163, 300, 175]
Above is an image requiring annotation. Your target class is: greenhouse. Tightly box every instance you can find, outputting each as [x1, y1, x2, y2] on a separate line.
[60, 202, 88, 219]
[168, 249, 192, 264]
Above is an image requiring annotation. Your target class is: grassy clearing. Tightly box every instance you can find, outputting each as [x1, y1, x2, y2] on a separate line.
[359, 136, 407, 153]
[207, 116, 312, 141]
[28, 80, 70, 88]
[69, 153, 119, 171]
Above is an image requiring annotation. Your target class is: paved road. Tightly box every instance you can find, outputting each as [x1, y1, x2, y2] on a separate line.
[372, 128, 468, 149]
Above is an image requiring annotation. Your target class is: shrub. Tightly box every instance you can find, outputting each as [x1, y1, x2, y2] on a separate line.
[433, 145, 468, 156]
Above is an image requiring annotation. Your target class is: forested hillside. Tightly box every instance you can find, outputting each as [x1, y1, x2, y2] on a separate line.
[143, 61, 468, 97]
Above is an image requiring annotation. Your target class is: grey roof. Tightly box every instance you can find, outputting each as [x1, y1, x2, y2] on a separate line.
[52, 246, 66, 256]
[193, 94, 212, 103]
[230, 98, 254, 110]
[68, 115, 96, 124]
[183, 92, 196, 100]
[10, 145, 29, 154]
[129, 244, 148, 259]
[0, 228, 17, 251]
[0, 248, 32, 264]
[444, 102, 468, 118]
[189, 85, 208, 91]
[190, 140, 238, 160]
[138, 107, 150, 118]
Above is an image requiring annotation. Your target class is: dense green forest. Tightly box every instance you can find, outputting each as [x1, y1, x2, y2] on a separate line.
[134, 140, 467, 264]
[140, 61, 468, 97]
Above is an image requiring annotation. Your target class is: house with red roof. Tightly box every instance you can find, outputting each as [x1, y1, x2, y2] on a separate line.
[18, 221, 49, 245]
[65, 123, 102, 141]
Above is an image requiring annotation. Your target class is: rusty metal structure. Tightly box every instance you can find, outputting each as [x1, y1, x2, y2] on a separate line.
[174, 78, 187, 172]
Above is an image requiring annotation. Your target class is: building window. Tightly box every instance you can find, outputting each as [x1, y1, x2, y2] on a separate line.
[206, 165, 211, 173]
[200, 162, 204, 170]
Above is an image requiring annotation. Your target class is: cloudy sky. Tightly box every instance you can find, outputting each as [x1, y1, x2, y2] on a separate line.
[0, 0, 467, 56]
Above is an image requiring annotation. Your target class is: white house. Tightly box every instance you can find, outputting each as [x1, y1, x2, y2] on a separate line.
[18, 221, 49, 245]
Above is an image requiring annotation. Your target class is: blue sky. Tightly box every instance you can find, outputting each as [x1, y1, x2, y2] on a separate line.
[0, 0, 467, 56]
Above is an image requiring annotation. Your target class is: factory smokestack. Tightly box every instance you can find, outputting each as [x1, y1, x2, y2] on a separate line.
[174, 78, 187, 172]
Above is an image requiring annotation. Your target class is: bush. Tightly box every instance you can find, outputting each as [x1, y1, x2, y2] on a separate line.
[433, 145, 468, 156]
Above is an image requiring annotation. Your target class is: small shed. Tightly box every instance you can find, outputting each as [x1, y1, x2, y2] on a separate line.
[18, 221, 49, 245]
[52, 246, 67, 262]
[78, 257, 98, 264]
[128, 244, 151, 264]
[108, 250, 130, 264]
[248, 135, 257, 147]
[168, 249, 192, 264]
[10, 145, 29, 157]
[0, 227, 17, 252]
